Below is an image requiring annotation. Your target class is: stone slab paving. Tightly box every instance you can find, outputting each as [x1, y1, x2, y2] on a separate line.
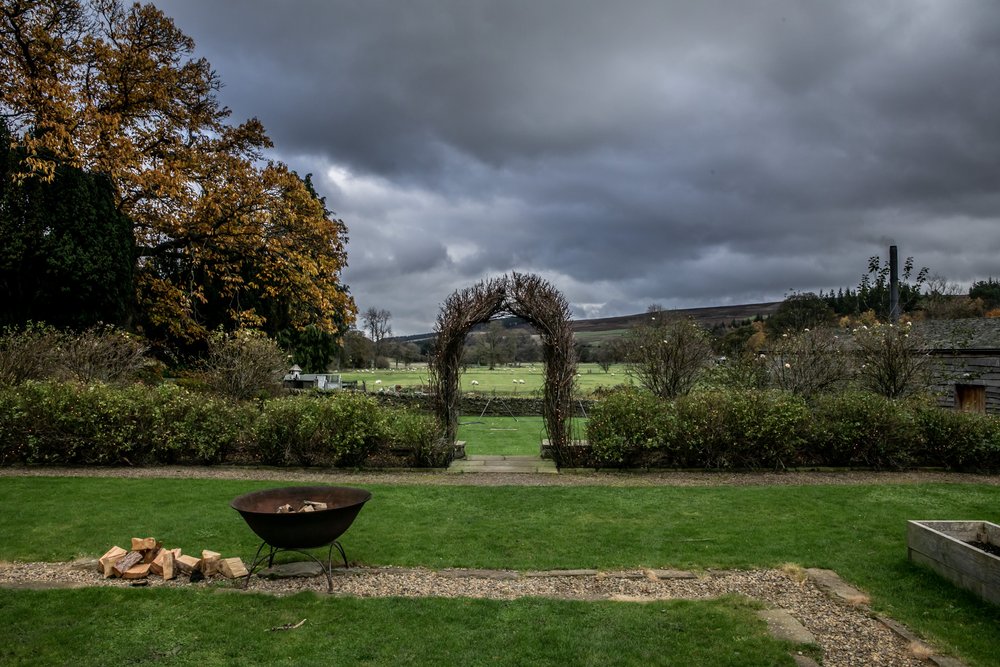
[757, 608, 817, 644]
[447, 454, 558, 474]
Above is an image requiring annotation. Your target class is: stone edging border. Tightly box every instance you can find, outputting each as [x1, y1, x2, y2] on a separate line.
[805, 568, 966, 667]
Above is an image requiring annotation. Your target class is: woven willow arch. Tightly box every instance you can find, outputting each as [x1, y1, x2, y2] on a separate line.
[430, 273, 577, 464]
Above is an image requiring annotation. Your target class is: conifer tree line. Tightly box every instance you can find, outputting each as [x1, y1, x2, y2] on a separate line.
[0, 0, 356, 356]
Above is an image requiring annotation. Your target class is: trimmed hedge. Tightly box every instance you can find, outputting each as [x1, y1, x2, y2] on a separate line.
[586, 387, 1000, 471]
[0, 382, 446, 468]
[6, 381, 997, 471]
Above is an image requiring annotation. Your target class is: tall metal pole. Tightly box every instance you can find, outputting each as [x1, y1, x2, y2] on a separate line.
[889, 245, 900, 323]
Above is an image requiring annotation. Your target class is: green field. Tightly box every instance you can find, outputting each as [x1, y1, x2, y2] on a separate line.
[340, 362, 631, 396]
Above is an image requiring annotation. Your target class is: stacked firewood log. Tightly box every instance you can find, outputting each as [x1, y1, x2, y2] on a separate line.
[98, 537, 247, 581]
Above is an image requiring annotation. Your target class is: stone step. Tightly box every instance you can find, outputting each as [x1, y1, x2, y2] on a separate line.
[448, 454, 558, 474]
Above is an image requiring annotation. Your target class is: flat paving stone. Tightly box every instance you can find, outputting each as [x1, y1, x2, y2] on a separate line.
[649, 569, 697, 580]
[757, 608, 816, 645]
[805, 568, 868, 602]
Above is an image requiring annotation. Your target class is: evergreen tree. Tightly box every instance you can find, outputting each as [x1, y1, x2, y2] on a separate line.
[0, 122, 135, 329]
[969, 279, 1000, 311]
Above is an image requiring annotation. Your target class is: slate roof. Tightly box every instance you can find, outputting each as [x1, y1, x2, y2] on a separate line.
[914, 318, 1000, 351]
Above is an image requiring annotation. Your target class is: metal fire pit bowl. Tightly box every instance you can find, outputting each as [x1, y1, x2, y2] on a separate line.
[231, 485, 371, 592]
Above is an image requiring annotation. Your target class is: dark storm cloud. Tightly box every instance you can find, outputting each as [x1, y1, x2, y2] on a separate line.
[155, 0, 1000, 333]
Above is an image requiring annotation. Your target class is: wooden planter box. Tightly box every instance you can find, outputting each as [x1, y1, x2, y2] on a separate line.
[907, 520, 1000, 605]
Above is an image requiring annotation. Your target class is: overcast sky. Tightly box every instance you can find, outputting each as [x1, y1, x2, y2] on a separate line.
[156, 0, 1000, 334]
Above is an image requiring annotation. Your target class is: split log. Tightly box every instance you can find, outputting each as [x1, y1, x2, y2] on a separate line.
[131, 537, 157, 551]
[201, 550, 221, 576]
[276, 504, 294, 514]
[302, 500, 328, 511]
[301, 505, 316, 512]
[175, 554, 201, 574]
[123, 562, 151, 580]
[150, 549, 176, 580]
[112, 551, 144, 578]
[142, 544, 163, 564]
[220, 557, 249, 579]
[98, 546, 128, 578]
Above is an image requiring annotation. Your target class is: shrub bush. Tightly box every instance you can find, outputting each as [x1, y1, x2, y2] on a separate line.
[623, 312, 713, 399]
[203, 329, 286, 401]
[155, 386, 256, 464]
[1, 382, 147, 464]
[851, 322, 931, 399]
[913, 404, 1000, 471]
[324, 393, 388, 467]
[254, 393, 397, 467]
[587, 387, 808, 469]
[675, 389, 809, 469]
[0, 382, 436, 468]
[586, 387, 674, 466]
[0, 324, 64, 385]
[765, 328, 850, 397]
[982, 419, 1000, 471]
[255, 396, 311, 465]
[385, 409, 449, 467]
[810, 391, 921, 469]
[57, 325, 148, 384]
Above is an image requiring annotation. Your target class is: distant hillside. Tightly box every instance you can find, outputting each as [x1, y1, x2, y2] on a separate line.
[392, 302, 781, 343]
[571, 302, 781, 333]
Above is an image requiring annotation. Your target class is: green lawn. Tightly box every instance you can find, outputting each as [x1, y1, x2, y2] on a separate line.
[458, 416, 589, 456]
[0, 589, 797, 666]
[1, 477, 999, 665]
[340, 362, 629, 396]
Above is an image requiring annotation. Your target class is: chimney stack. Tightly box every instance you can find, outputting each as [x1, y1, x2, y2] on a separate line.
[889, 245, 900, 323]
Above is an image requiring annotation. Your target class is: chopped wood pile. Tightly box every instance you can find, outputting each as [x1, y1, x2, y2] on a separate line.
[276, 500, 327, 513]
[98, 537, 248, 582]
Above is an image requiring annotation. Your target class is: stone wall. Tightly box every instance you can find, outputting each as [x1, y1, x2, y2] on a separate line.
[371, 391, 595, 417]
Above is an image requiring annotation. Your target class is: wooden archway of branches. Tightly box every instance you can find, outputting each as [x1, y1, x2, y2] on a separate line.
[431, 273, 577, 464]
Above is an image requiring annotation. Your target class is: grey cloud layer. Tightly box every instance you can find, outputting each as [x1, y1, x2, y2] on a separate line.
[157, 0, 1000, 333]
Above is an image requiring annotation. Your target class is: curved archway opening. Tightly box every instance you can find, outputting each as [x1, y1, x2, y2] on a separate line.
[430, 273, 577, 465]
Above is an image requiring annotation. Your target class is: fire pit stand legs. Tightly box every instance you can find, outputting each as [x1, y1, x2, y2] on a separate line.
[242, 540, 348, 593]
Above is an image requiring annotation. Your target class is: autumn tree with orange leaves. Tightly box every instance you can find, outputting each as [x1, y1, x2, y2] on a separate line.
[0, 0, 356, 347]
